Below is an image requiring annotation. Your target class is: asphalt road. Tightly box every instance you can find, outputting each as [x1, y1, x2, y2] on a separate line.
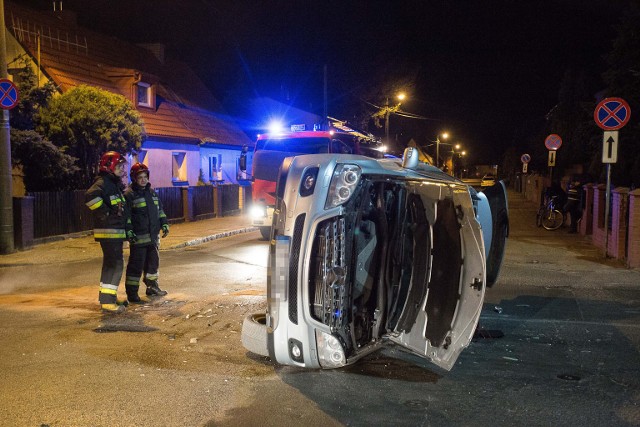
[0, 191, 639, 426]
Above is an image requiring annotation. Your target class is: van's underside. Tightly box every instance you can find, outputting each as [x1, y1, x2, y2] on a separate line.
[308, 178, 464, 362]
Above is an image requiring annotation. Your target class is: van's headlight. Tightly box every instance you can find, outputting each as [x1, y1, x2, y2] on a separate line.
[316, 330, 346, 368]
[250, 203, 267, 219]
[325, 164, 361, 209]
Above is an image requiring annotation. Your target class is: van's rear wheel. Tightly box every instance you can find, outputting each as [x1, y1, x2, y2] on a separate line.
[241, 313, 269, 357]
[259, 226, 271, 240]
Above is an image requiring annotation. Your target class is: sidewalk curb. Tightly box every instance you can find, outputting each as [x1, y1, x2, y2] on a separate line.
[165, 226, 259, 250]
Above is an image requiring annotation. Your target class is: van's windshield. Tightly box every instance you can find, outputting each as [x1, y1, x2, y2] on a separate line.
[256, 137, 330, 154]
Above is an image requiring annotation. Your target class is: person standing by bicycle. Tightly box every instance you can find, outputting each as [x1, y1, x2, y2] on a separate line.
[564, 179, 583, 234]
[545, 181, 566, 207]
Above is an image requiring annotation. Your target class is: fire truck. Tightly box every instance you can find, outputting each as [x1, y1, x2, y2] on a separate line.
[250, 125, 384, 239]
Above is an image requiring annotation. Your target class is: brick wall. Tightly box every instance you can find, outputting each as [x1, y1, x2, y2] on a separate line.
[610, 188, 629, 260]
[591, 185, 606, 253]
[628, 189, 640, 268]
[580, 184, 594, 235]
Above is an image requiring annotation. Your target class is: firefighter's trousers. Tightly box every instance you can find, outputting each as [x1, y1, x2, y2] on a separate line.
[125, 243, 160, 294]
[99, 241, 124, 304]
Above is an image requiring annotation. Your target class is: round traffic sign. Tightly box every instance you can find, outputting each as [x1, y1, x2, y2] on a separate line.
[594, 97, 631, 130]
[521, 153, 531, 163]
[545, 134, 562, 151]
[0, 79, 19, 110]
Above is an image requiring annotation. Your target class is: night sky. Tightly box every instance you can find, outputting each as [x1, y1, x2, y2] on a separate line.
[21, 0, 629, 164]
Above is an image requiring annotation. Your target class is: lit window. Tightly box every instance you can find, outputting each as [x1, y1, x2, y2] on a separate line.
[137, 82, 152, 107]
[172, 152, 187, 183]
[209, 154, 222, 181]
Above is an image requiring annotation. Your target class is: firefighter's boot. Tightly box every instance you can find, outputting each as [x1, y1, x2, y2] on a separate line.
[101, 303, 126, 314]
[126, 285, 143, 304]
[145, 280, 167, 297]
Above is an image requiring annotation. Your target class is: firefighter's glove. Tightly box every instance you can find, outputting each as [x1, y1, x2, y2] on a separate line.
[127, 230, 138, 243]
[161, 224, 169, 238]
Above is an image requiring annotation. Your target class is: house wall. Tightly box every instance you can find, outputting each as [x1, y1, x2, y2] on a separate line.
[199, 146, 253, 185]
[138, 139, 200, 188]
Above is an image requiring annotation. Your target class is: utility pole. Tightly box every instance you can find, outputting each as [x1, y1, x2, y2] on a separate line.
[0, 0, 15, 254]
[384, 97, 390, 143]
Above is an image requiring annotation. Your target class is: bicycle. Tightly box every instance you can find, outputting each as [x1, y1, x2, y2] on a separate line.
[536, 195, 565, 230]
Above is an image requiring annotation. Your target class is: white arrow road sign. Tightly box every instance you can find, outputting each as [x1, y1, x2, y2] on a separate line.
[548, 150, 556, 167]
[603, 130, 619, 163]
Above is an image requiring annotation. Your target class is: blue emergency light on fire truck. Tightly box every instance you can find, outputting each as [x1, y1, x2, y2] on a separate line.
[250, 121, 385, 240]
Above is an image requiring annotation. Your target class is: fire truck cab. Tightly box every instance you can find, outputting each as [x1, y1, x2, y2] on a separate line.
[250, 129, 384, 239]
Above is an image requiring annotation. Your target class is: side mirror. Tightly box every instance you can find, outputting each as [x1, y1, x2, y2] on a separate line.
[402, 147, 418, 169]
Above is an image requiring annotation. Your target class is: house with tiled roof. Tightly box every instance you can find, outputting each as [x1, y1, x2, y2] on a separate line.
[5, 0, 253, 188]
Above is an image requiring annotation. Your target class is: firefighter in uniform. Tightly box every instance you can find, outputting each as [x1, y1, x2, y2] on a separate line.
[85, 151, 130, 314]
[124, 163, 169, 303]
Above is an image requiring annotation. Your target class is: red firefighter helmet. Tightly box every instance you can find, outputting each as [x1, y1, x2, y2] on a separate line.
[130, 162, 150, 181]
[99, 151, 126, 174]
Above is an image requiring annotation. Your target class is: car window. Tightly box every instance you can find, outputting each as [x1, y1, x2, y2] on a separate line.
[331, 139, 353, 154]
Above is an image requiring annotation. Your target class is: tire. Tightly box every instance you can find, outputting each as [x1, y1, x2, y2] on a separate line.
[241, 313, 269, 357]
[542, 209, 564, 231]
[259, 226, 271, 240]
[486, 213, 508, 287]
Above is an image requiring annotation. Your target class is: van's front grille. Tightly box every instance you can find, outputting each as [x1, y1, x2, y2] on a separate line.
[310, 217, 348, 330]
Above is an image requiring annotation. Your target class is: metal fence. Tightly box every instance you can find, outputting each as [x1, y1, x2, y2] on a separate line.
[29, 190, 93, 239]
[155, 187, 184, 221]
[28, 184, 245, 240]
[192, 185, 214, 218]
[218, 184, 240, 216]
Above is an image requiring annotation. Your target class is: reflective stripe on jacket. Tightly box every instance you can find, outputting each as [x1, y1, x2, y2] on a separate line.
[124, 183, 168, 246]
[85, 172, 129, 242]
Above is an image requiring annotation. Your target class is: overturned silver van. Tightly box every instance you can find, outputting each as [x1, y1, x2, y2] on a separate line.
[242, 148, 508, 371]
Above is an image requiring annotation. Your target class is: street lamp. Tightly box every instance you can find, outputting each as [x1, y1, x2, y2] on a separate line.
[385, 92, 406, 144]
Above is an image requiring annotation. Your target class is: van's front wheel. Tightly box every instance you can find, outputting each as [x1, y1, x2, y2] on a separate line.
[259, 226, 271, 240]
[241, 313, 269, 357]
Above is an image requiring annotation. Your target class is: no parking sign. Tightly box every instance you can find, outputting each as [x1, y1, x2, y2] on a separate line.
[594, 97, 630, 131]
[0, 79, 19, 110]
[520, 153, 531, 173]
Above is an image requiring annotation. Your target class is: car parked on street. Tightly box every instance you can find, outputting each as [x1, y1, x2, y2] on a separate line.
[242, 147, 509, 371]
[481, 174, 496, 187]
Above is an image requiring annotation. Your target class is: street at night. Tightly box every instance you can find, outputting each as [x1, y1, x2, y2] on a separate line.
[1, 193, 639, 426]
[1, 1, 640, 426]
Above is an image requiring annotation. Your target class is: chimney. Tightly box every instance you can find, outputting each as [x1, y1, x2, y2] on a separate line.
[138, 43, 165, 64]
